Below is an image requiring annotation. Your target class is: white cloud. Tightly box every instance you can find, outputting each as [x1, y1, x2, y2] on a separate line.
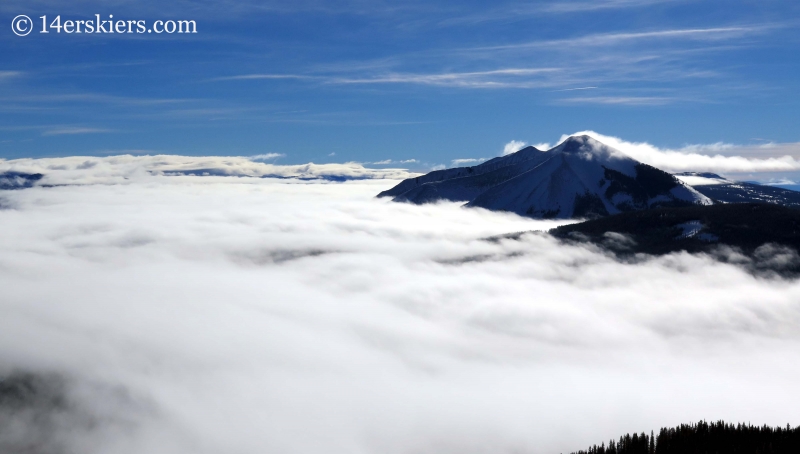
[0, 155, 417, 186]
[0, 170, 799, 453]
[218, 68, 561, 89]
[439, 0, 691, 26]
[250, 153, 286, 161]
[0, 70, 22, 80]
[502, 140, 527, 155]
[531, 142, 551, 151]
[538, 0, 682, 13]
[213, 74, 317, 81]
[333, 68, 560, 88]
[551, 86, 599, 92]
[371, 159, 418, 165]
[42, 127, 113, 136]
[209, 23, 776, 97]
[558, 96, 673, 105]
[482, 26, 768, 51]
[558, 130, 800, 176]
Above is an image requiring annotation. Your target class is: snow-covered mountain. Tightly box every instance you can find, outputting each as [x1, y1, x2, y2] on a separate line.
[379, 135, 712, 219]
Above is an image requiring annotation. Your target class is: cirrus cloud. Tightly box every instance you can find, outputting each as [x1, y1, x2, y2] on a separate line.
[249, 152, 286, 161]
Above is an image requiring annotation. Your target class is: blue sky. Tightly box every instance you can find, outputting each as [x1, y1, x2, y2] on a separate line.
[2, 0, 799, 168]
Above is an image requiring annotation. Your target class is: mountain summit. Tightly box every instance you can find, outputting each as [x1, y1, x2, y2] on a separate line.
[378, 135, 711, 219]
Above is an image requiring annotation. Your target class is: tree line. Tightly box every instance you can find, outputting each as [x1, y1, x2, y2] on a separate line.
[570, 420, 800, 454]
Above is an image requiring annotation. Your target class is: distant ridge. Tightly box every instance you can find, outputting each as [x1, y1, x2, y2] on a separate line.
[0, 171, 43, 190]
[673, 173, 800, 208]
[379, 135, 710, 219]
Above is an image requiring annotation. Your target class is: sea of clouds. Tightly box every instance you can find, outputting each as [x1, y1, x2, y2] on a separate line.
[1, 161, 800, 454]
[0, 154, 415, 186]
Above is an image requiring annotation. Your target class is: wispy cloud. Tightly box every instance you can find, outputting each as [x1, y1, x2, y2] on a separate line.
[333, 68, 559, 87]
[477, 26, 768, 51]
[371, 159, 418, 165]
[212, 74, 318, 82]
[558, 96, 674, 105]
[208, 23, 776, 100]
[93, 149, 158, 156]
[42, 127, 114, 136]
[250, 153, 286, 161]
[437, 0, 679, 27]
[215, 68, 561, 89]
[3, 93, 194, 107]
[0, 70, 23, 80]
[552, 86, 599, 92]
[540, 0, 679, 13]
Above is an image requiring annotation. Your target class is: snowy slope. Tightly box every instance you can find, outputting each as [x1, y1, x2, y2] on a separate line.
[376, 145, 546, 199]
[391, 149, 555, 203]
[380, 135, 711, 219]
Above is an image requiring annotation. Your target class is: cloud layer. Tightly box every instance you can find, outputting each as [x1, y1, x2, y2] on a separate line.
[0, 154, 416, 186]
[1, 167, 800, 453]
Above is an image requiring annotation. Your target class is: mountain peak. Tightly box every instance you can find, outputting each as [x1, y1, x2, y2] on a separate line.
[557, 135, 604, 153]
[564, 134, 593, 143]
